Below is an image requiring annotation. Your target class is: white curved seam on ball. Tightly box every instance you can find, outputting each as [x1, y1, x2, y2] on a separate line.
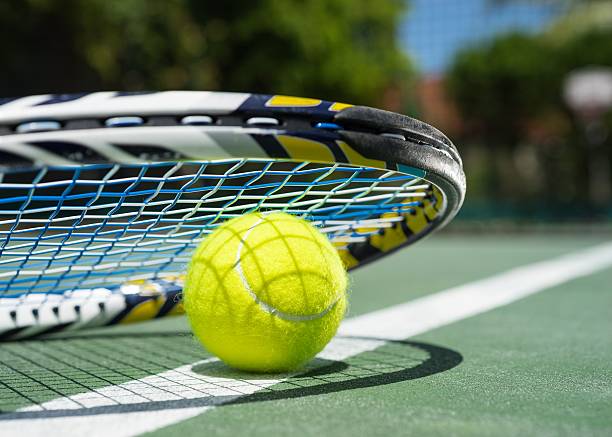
[233, 216, 342, 322]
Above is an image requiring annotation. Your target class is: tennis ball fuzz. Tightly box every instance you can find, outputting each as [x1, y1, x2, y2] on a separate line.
[184, 212, 348, 373]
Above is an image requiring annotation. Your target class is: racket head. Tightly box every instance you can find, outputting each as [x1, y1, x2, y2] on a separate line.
[0, 92, 465, 338]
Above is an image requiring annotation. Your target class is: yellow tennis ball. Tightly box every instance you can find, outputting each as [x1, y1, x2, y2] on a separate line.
[184, 212, 348, 373]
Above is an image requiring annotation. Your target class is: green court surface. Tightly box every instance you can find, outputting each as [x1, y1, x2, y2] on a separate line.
[1, 234, 611, 436]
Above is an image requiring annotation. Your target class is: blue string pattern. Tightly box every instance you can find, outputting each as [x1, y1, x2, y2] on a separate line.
[0, 160, 430, 296]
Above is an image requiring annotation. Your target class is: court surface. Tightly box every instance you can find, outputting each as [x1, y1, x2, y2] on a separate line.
[1, 233, 611, 436]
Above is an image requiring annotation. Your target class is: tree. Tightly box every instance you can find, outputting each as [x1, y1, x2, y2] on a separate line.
[0, 0, 413, 107]
[446, 33, 562, 148]
[445, 23, 612, 210]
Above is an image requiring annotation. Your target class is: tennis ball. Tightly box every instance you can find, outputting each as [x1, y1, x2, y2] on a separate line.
[184, 212, 348, 373]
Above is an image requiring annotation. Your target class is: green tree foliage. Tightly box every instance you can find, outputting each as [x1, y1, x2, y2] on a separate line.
[447, 33, 562, 147]
[559, 29, 612, 70]
[446, 25, 612, 210]
[0, 0, 412, 106]
[447, 27, 612, 145]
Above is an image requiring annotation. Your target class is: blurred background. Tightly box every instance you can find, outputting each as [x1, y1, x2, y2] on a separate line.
[1, 0, 611, 228]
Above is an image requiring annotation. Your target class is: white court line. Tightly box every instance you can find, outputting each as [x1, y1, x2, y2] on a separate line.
[3, 240, 612, 437]
[339, 240, 612, 340]
[0, 408, 212, 437]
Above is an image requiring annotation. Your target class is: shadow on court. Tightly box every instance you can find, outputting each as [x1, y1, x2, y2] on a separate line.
[192, 337, 463, 406]
[0, 334, 462, 419]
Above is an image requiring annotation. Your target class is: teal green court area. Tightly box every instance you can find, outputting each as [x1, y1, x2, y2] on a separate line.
[1, 234, 611, 436]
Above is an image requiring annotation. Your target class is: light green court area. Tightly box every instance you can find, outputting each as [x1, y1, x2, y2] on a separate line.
[1, 234, 611, 436]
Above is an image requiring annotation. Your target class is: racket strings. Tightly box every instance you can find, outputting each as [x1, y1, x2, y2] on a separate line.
[0, 159, 434, 296]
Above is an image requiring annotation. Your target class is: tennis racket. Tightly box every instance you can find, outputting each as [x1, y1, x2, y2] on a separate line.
[0, 91, 465, 339]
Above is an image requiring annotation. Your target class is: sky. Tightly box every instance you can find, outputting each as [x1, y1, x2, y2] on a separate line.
[401, 0, 565, 74]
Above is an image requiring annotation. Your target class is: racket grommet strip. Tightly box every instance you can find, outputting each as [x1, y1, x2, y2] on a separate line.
[181, 115, 214, 125]
[105, 116, 145, 127]
[16, 120, 62, 133]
